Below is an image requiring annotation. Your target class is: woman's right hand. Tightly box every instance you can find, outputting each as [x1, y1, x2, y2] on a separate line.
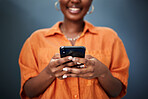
[23, 53, 73, 97]
[46, 53, 73, 80]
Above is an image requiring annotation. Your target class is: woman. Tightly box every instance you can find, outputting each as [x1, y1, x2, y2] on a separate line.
[19, 0, 129, 99]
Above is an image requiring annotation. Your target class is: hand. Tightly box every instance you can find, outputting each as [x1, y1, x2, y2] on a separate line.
[46, 53, 74, 80]
[64, 55, 108, 79]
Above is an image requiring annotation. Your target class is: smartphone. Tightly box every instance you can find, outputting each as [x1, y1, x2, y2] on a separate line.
[60, 46, 86, 58]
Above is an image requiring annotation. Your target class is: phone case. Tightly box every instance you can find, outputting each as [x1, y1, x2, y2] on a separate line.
[60, 46, 86, 58]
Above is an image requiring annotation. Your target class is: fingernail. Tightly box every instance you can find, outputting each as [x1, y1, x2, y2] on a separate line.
[72, 57, 75, 61]
[77, 62, 81, 65]
[80, 65, 85, 68]
[62, 74, 67, 79]
[68, 56, 73, 60]
[62, 68, 68, 71]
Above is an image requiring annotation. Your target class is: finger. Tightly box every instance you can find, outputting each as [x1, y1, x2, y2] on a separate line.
[66, 73, 94, 79]
[50, 61, 76, 74]
[68, 66, 93, 74]
[72, 57, 90, 66]
[64, 61, 75, 67]
[50, 58, 59, 62]
[88, 58, 96, 66]
[66, 73, 78, 78]
[72, 57, 85, 64]
[55, 71, 67, 79]
[50, 56, 73, 67]
[51, 64, 65, 74]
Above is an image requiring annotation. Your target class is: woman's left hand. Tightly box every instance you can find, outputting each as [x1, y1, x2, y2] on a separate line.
[63, 55, 108, 79]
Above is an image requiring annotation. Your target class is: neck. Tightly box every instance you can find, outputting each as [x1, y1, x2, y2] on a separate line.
[61, 18, 84, 34]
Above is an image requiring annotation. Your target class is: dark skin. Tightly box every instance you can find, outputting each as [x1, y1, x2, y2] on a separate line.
[23, 0, 122, 98]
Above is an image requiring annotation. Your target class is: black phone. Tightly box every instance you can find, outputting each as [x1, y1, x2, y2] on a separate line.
[60, 46, 86, 58]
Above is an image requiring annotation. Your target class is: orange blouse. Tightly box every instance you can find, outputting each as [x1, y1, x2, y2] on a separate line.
[19, 21, 129, 99]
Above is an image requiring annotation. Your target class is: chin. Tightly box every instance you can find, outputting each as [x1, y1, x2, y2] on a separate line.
[64, 13, 85, 22]
[67, 17, 84, 22]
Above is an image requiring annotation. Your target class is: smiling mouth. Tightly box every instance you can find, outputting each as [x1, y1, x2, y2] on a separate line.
[68, 7, 81, 14]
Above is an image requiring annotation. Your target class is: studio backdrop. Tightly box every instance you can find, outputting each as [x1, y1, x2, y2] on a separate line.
[1, 0, 148, 98]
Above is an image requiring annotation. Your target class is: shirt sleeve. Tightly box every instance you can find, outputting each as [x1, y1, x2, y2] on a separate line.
[19, 38, 39, 99]
[110, 37, 130, 99]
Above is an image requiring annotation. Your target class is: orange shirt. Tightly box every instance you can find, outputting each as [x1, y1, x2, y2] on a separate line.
[19, 21, 129, 99]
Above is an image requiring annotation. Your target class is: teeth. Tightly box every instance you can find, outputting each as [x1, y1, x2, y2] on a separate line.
[69, 8, 80, 11]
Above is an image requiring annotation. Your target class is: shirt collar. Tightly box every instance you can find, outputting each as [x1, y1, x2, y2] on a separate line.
[83, 21, 98, 34]
[44, 21, 98, 37]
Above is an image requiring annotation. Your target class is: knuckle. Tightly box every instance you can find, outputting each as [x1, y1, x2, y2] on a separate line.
[57, 59, 61, 65]
[64, 57, 70, 62]
[85, 59, 89, 65]
[55, 73, 62, 78]
[79, 58, 84, 63]
[71, 62, 75, 66]
[76, 58, 79, 62]
[89, 73, 93, 77]
[62, 57, 70, 64]
[50, 59, 59, 67]
[51, 69, 56, 74]
[90, 67, 94, 72]
[73, 61, 77, 65]
[49, 61, 54, 66]
[55, 74, 59, 77]
[64, 57, 69, 61]
[91, 60, 95, 65]
[60, 65, 65, 70]
[68, 68, 72, 72]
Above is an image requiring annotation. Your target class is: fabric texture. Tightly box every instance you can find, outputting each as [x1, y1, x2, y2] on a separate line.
[19, 21, 130, 99]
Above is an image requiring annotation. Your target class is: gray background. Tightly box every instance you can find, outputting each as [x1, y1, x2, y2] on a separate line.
[1, 0, 148, 98]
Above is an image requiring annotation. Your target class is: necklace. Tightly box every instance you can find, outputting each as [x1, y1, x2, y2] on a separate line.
[61, 26, 82, 41]
[65, 35, 80, 41]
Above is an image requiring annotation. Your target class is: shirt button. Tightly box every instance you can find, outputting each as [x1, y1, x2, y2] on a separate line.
[74, 95, 78, 98]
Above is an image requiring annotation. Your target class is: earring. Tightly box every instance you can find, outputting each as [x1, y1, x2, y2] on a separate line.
[87, 5, 94, 14]
[55, 1, 60, 11]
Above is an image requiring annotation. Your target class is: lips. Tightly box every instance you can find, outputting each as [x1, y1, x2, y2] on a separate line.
[68, 7, 81, 14]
